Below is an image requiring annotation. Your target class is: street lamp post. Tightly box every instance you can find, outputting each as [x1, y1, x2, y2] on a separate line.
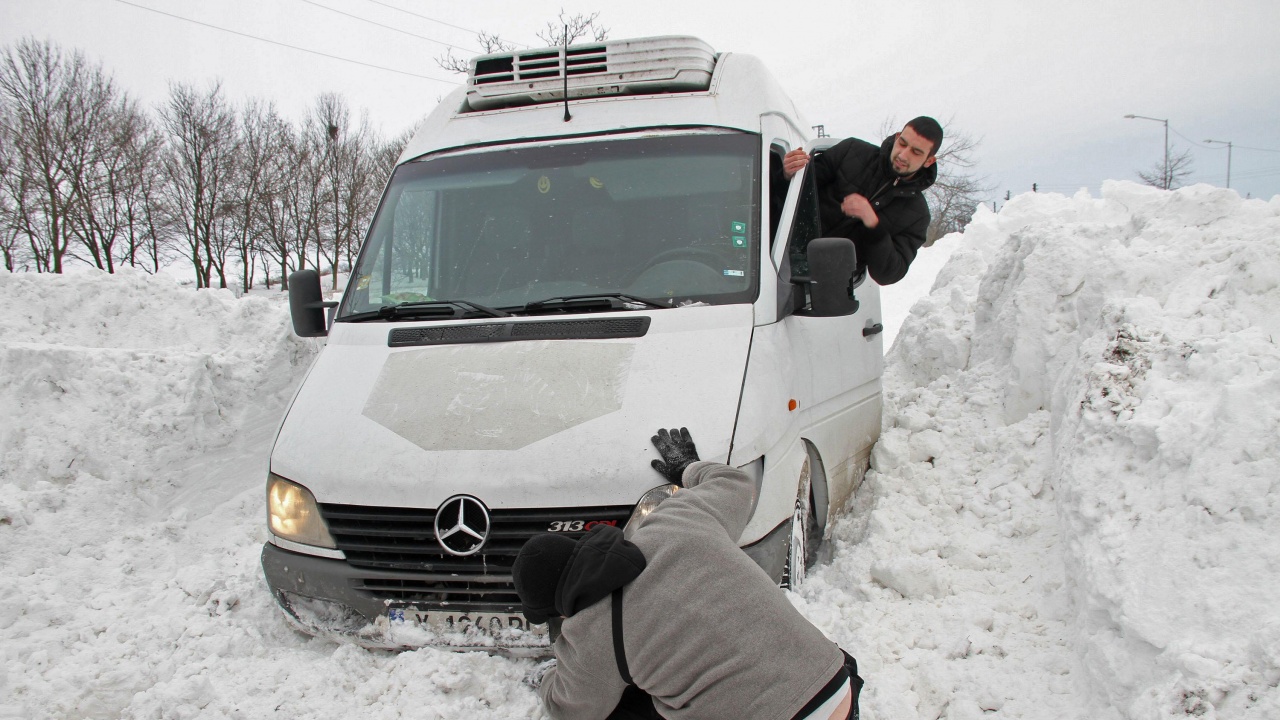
[1204, 139, 1233, 189]
[1125, 114, 1170, 189]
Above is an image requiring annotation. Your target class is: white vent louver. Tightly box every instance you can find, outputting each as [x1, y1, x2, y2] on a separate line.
[465, 35, 716, 111]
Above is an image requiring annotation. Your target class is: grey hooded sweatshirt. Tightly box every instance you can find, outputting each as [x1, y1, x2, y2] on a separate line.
[540, 461, 845, 720]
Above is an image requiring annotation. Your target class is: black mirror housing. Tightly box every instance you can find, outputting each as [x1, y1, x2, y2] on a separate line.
[288, 269, 331, 337]
[799, 237, 858, 317]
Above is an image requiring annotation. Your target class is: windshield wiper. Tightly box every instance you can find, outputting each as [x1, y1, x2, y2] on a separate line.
[340, 300, 510, 323]
[514, 293, 669, 315]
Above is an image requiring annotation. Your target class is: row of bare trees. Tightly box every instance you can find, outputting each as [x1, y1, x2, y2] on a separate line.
[0, 37, 409, 291]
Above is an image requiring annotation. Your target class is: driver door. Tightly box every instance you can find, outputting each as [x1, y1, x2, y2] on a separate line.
[771, 141, 885, 512]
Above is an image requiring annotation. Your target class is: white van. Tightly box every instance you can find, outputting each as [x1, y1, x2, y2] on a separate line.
[261, 36, 884, 653]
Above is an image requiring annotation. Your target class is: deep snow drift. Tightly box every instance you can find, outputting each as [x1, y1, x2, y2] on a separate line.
[1, 181, 1278, 719]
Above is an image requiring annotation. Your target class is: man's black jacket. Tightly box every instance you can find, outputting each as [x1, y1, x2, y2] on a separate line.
[809, 134, 936, 285]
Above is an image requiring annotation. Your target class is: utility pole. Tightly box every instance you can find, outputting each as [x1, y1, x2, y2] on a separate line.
[1204, 139, 1233, 188]
[1125, 114, 1171, 189]
[811, 124, 827, 138]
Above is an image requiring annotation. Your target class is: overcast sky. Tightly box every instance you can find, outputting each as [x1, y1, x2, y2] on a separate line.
[4, 0, 1280, 202]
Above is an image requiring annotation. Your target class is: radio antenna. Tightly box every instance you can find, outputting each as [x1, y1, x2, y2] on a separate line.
[562, 25, 572, 122]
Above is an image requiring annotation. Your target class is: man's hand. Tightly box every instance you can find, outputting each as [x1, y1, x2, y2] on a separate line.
[651, 427, 700, 486]
[841, 193, 879, 228]
[782, 148, 809, 180]
[523, 658, 557, 689]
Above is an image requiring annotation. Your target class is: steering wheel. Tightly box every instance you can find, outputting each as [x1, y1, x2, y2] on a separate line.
[632, 247, 725, 278]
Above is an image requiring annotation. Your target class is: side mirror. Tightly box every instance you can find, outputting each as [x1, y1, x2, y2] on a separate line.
[288, 269, 337, 337]
[793, 237, 858, 317]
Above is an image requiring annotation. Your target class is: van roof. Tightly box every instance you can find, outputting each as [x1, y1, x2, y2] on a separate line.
[398, 36, 807, 164]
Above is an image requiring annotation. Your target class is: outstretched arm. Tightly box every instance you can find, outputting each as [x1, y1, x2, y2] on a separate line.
[648, 427, 757, 540]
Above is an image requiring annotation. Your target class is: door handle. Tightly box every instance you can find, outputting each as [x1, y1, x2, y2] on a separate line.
[862, 323, 884, 337]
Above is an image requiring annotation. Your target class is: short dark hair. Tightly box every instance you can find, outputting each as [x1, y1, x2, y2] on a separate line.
[905, 116, 943, 156]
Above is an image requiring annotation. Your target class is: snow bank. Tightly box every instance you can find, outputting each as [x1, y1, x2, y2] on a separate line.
[801, 182, 1280, 719]
[0, 271, 544, 720]
[0, 270, 318, 498]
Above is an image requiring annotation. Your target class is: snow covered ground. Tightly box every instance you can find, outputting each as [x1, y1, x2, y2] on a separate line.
[2, 181, 1278, 719]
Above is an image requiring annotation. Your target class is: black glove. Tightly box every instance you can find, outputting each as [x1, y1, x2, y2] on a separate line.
[650, 427, 699, 486]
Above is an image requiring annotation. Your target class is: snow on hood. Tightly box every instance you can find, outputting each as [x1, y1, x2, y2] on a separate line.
[1, 182, 1278, 718]
[270, 305, 751, 509]
[799, 181, 1280, 719]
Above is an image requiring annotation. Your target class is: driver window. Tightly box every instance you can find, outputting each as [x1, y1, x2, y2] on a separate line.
[787, 159, 822, 278]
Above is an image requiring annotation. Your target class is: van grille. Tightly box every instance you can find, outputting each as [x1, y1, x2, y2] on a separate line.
[319, 503, 633, 611]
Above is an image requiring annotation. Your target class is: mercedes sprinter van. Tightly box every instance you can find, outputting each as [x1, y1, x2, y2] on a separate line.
[261, 36, 884, 653]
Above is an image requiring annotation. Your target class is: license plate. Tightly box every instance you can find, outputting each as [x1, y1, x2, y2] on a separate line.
[386, 607, 548, 648]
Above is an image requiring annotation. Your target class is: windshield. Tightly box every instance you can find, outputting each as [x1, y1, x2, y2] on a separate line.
[338, 131, 760, 319]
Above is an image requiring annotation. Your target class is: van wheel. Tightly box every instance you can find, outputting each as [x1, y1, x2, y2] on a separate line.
[782, 459, 819, 590]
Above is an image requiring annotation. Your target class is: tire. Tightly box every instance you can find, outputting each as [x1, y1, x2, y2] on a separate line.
[782, 458, 820, 590]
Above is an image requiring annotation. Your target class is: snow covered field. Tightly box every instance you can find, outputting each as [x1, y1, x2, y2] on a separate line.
[2, 181, 1278, 719]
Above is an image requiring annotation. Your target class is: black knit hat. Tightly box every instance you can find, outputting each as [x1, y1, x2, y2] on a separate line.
[512, 533, 578, 624]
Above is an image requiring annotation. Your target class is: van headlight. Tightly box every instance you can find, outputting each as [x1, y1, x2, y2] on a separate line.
[267, 474, 337, 549]
[624, 484, 679, 540]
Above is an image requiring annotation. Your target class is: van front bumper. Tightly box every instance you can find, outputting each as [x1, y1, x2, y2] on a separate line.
[261, 542, 389, 628]
[260, 543, 552, 654]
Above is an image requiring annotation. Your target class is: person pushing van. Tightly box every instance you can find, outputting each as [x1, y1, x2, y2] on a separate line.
[781, 117, 943, 286]
[513, 428, 863, 720]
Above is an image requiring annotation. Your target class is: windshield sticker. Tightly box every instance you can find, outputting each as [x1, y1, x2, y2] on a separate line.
[731, 235, 746, 248]
[538, 176, 551, 194]
[356, 275, 371, 290]
[723, 269, 745, 277]
[731, 221, 746, 234]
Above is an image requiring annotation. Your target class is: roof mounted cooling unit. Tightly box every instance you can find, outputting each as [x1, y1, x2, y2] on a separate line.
[465, 35, 716, 111]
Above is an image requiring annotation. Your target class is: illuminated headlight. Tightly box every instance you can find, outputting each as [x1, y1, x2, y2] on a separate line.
[623, 484, 679, 540]
[267, 474, 337, 548]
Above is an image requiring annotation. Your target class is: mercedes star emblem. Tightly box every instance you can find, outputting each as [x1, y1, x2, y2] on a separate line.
[434, 495, 490, 556]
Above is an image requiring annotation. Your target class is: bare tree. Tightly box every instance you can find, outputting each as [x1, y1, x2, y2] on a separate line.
[119, 123, 170, 274]
[308, 94, 363, 289]
[0, 110, 20, 270]
[436, 10, 608, 74]
[436, 32, 514, 74]
[158, 81, 239, 288]
[924, 128, 990, 244]
[535, 10, 609, 46]
[223, 98, 287, 292]
[376, 124, 414, 179]
[1137, 148, 1194, 191]
[0, 38, 105, 273]
[66, 91, 160, 273]
[255, 120, 303, 290]
[279, 124, 324, 285]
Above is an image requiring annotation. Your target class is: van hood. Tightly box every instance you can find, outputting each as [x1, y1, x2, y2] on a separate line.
[270, 304, 755, 510]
